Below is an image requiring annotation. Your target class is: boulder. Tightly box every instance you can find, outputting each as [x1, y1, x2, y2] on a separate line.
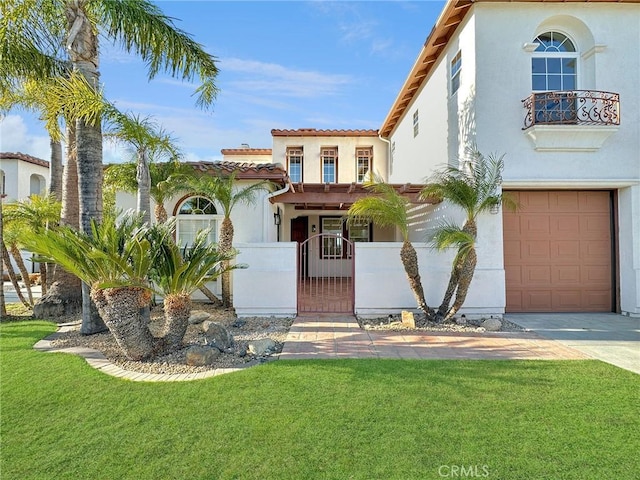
[202, 321, 234, 350]
[189, 310, 211, 324]
[185, 345, 220, 366]
[248, 338, 276, 356]
[481, 318, 502, 331]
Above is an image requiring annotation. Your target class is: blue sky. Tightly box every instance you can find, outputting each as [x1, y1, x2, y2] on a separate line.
[0, 0, 446, 164]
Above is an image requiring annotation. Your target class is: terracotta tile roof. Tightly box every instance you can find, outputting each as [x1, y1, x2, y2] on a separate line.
[380, 0, 635, 137]
[220, 148, 272, 155]
[271, 128, 379, 137]
[186, 161, 289, 182]
[0, 152, 49, 168]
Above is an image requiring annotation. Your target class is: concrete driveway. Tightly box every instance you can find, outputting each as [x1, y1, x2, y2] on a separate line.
[505, 313, 640, 374]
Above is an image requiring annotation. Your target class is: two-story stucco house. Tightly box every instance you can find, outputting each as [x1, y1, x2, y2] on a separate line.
[380, 0, 639, 316]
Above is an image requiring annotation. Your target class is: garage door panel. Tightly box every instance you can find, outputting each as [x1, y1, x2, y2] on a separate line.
[504, 190, 612, 313]
[551, 240, 580, 261]
[522, 241, 550, 262]
[580, 191, 610, 212]
[551, 215, 580, 235]
[580, 215, 611, 238]
[524, 265, 551, 284]
[554, 266, 581, 283]
[550, 191, 579, 211]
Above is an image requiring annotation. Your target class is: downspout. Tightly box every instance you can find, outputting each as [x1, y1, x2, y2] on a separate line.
[264, 181, 290, 241]
[378, 133, 392, 180]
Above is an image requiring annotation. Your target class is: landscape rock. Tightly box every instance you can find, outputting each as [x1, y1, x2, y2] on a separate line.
[401, 311, 415, 328]
[189, 310, 211, 324]
[248, 338, 276, 356]
[185, 345, 220, 366]
[481, 318, 502, 331]
[202, 321, 234, 349]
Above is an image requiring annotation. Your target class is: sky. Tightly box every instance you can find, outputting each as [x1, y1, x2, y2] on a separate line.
[0, 0, 446, 164]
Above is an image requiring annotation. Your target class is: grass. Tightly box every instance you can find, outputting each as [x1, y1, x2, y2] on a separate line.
[1, 321, 639, 480]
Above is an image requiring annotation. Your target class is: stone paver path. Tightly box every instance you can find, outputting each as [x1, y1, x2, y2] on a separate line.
[279, 315, 588, 361]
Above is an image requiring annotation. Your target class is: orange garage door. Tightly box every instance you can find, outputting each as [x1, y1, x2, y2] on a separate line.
[503, 191, 613, 312]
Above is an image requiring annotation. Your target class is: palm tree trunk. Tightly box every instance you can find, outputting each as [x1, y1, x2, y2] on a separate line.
[137, 150, 152, 225]
[437, 256, 463, 321]
[66, 0, 107, 334]
[154, 203, 168, 225]
[49, 138, 63, 201]
[399, 240, 429, 313]
[444, 248, 477, 322]
[2, 243, 30, 309]
[91, 287, 156, 361]
[34, 125, 83, 319]
[219, 217, 234, 307]
[161, 293, 191, 348]
[9, 244, 33, 306]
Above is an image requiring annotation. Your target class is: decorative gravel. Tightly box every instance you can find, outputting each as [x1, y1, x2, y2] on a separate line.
[358, 313, 525, 333]
[50, 303, 295, 375]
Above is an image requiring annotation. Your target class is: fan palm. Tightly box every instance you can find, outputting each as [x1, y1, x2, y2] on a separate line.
[420, 150, 515, 322]
[347, 175, 431, 313]
[181, 171, 273, 307]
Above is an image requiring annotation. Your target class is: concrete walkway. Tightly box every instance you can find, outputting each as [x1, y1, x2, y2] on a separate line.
[279, 314, 590, 362]
[505, 313, 640, 374]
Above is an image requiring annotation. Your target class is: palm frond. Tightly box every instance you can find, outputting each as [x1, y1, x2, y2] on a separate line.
[96, 0, 219, 110]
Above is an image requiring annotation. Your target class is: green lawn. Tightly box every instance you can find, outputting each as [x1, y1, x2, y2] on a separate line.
[1, 321, 638, 480]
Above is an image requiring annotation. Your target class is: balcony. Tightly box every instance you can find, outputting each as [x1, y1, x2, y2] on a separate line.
[521, 90, 620, 152]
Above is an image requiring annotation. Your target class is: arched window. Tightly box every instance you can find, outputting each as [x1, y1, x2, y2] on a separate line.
[175, 196, 220, 249]
[30, 174, 46, 196]
[532, 31, 577, 91]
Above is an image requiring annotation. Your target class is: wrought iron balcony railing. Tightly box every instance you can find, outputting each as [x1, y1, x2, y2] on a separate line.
[522, 90, 620, 130]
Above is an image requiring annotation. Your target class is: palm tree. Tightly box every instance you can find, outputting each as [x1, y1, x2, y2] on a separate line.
[105, 114, 181, 225]
[2, 0, 219, 334]
[347, 175, 431, 313]
[420, 150, 515, 322]
[2, 223, 35, 307]
[146, 220, 240, 348]
[181, 171, 273, 307]
[3, 195, 62, 296]
[103, 157, 192, 225]
[22, 213, 237, 358]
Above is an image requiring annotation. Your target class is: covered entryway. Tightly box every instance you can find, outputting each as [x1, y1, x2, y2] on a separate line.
[298, 234, 354, 314]
[503, 190, 614, 312]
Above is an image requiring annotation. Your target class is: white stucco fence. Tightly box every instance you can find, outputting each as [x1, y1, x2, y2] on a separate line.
[232, 242, 506, 318]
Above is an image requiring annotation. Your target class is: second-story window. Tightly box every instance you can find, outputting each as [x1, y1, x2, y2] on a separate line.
[413, 110, 419, 137]
[322, 147, 337, 183]
[531, 31, 577, 91]
[356, 147, 372, 183]
[450, 50, 462, 95]
[287, 147, 303, 183]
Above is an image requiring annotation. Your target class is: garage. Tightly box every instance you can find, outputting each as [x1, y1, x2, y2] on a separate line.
[503, 191, 614, 312]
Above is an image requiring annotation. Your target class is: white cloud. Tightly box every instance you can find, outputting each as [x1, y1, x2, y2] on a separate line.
[222, 58, 353, 98]
[0, 115, 52, 161]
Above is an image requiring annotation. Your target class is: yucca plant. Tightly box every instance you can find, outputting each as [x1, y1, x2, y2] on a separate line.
[146, 220, 243, 348]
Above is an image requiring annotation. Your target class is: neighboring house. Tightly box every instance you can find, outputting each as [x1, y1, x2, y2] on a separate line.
[0, 152, 50, 275]
[0, 152, 49, 201]
[380, 0, 639, 316]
